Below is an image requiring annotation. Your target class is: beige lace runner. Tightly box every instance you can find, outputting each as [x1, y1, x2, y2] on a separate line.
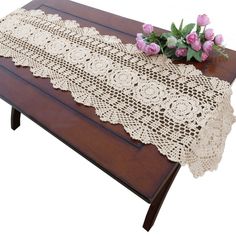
[0, 9, 235, 177]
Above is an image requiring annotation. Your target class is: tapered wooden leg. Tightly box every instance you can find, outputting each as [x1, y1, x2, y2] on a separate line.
[143, 165, 180, 231]
[11, 107, 21, 130]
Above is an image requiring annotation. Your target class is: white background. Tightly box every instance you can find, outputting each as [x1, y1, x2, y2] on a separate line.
[0, 1, 236, 235]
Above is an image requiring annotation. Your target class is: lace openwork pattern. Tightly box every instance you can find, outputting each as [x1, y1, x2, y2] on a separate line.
[0, 8, 235, 177]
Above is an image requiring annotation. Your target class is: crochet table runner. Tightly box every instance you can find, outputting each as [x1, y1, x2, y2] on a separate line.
[0, 9, 235, 177]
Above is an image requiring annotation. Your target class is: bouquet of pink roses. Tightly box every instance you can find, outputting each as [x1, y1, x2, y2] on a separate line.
[136, 14, 228, 62]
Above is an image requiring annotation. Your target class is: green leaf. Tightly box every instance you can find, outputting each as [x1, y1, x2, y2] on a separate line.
[146, 32, 158, 43]
[155, 38, 165, 54]
[196, 25, 201, 34]
[164, 47, 176, 58]
[176, 40, 187, 48]
[187, 48, 202, 62]
[182, 23, 196, 37]
[161, 32, 172, 39]
[213, 45, 229, 59]
[187, 47, 195, 61]
[179, 19, 184, 31]
[193, 51, 202, 62]
[199, 33, 205, 42]
[171, 23, 181, 37]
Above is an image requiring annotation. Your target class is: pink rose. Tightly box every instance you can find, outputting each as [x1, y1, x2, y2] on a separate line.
[197, 14, 210, 26]
[142, 24, 153, 35]
[186, 32, 198, 44]
[136, 33, 143, 40]
[204, 28, 214, 40]
[214, 34, 223, 45]
[191, 40, 201, 51]
[144, 43, 160, 55]
[203, 40, 214, 54]
[136, 39, 146, 51]
[175, 48, 188, 57]
[201, 52, 209, 61]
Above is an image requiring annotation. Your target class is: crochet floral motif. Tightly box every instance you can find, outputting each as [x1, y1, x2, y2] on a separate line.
[0, 8, 235, 177]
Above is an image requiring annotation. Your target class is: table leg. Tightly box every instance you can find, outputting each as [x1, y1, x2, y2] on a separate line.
[143, 165, 180, 231]
[11, 107, 21, 130]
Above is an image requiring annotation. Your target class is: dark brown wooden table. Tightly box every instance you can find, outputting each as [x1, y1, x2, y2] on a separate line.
[0, 0, 235, 231]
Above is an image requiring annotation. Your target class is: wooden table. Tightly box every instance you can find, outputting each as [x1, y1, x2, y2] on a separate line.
[0, 0, 235, 231]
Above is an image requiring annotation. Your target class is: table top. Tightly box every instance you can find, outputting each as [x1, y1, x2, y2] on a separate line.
[0, 0, 235, 203]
